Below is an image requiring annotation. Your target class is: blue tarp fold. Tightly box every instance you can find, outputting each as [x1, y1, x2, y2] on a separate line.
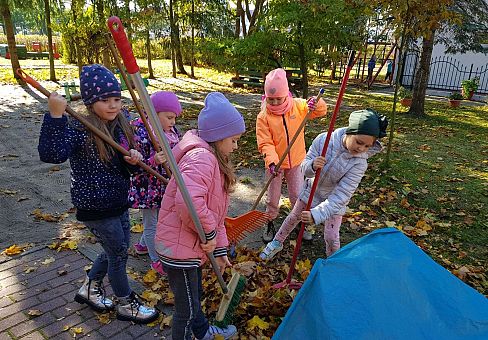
[273, 228, 488, 340]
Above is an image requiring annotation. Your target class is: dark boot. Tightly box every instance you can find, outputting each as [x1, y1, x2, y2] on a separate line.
[262, 220, 276, 243]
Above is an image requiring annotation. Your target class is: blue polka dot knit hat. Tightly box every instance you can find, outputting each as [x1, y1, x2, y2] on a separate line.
[80, 64, 121, 105]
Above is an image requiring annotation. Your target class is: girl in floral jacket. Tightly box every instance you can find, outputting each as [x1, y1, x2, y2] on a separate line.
[128, 91, 182, 275]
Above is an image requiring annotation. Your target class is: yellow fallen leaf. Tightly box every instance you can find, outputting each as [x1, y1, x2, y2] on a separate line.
[41, 257, 55, 265]
[27, 309, 43, 317]
[247, 315, 270, 330]
[24, 266, 37, 273]
[143, 269, 158, 284]
[71, 327, 83, 334]
[97, 313, 111, 325]
[2, 244, 24, 256]
[63, 325, 70, 331]
[130, 223, 144, 233]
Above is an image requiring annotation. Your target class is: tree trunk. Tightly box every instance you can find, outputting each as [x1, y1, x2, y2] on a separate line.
[235, 0, 242, 38]
[384, 23, 408, 167]
[95, 0, 111, 69]
[170, 1, 187, 75]
[44, 0, 56, 81]
[169, 0, 176, 77]
[190, 0, 195, 78]
[298, 22, 308, 98]
[0, 0, 24, 85]
[408, 29, 436, 117]
[146, 29, 154, 79]
[72, 0, 83, 75]
[247, 0, 264, 35]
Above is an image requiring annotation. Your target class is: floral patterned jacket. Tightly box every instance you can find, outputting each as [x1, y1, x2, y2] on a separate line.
[128, 118, 181, 209]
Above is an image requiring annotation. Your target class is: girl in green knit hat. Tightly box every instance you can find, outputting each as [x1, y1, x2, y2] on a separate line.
[260, 109, 388, 260]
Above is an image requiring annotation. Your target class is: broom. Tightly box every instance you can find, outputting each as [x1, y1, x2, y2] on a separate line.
[225, 88, 325, 245]
[107, 16, 244, 326]
[15, 68, 168, 185]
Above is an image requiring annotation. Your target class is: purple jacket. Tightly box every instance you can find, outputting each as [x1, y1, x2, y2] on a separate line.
[128, 118, 180, 209]
[155, 130, 229, 268]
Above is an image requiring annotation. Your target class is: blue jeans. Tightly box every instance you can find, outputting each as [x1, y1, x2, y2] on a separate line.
[139, 208, 159, 262]
[164, 266, 209, 340]
[84, 211, 132, 298]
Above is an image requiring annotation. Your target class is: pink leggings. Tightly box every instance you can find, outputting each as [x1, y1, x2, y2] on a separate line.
[265, 165, 304, 220]
[274, 199, 343, 257]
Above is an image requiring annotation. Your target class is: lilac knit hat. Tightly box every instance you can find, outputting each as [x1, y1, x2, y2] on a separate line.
[198, 92, 246, 143]
[80, 64, 121, 105]
[150, 91, 182, 116]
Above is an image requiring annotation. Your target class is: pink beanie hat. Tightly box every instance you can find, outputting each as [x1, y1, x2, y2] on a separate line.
[150, 91, 182, 116]
[264, 68, 289, 98]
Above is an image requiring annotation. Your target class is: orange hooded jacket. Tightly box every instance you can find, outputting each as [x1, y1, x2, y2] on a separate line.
[256, 97, 327, 169]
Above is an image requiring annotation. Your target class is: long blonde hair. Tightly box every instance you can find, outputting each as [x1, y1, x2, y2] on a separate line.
[209, 142, 236, 193]
[84, 105, 135, 163]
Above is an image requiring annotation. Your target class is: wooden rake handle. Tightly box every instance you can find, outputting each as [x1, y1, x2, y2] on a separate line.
[105, 35, 172, 177]
[16, 68, 168, 184]
[250, 88, 325, 211]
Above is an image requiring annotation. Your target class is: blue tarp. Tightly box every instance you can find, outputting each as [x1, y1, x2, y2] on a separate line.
[273, 228, 488, 340]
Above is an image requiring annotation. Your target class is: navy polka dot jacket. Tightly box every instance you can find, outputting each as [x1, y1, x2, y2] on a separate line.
[38, 110, 135, 220]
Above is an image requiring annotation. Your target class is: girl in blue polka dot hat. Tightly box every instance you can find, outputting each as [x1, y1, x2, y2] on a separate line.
[38, 64, 159, 324]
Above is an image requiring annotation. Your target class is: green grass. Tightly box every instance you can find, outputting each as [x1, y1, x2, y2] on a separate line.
[3, 58, 487, 294]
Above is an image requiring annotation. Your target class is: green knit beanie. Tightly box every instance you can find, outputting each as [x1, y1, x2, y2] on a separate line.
[345, 109, 388, 138]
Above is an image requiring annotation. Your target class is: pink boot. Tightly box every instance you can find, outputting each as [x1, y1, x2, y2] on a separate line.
[151, 261, 166, 276]
[133, 243, 148, 255]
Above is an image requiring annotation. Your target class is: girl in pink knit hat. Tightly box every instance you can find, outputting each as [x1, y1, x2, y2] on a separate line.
[128, 91, 182, 275]
[256, 68, 327, 242]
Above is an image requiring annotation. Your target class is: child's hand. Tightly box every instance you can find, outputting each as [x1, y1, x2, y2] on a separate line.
[268, 163, 282, 177]
[301, 211, 315, 225]
[215, 255, 232, 274]
[124, 149, 143, 165]
[48, 92, 67, 118]
[312, 156, 326, 171]
[154, 151, 167, 165]
[307, 97, 317, 111]
[201, 238, 216, 253]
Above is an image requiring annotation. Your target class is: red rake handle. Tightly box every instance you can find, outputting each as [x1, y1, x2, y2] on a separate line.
[16, 68, 168, 184]
[107, 16, 228, 293]
[285, 51, 356, 285]
[107, 17, 139, 74]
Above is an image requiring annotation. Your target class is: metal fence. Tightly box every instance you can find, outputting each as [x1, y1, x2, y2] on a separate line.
[401, 51, 488, 94]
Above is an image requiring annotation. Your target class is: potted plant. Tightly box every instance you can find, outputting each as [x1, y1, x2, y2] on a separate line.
[398, 86, 412, 107]
[448, 92, 463, 108]
[461, 77, 479, 100]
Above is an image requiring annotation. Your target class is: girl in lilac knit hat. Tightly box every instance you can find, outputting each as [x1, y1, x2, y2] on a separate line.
[129, 91, 183, 275]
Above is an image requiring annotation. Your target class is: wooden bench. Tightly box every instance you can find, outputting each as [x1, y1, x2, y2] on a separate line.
[284, 69, 304, 93]
[61, 82, 81, 102]
[230, 69, 265, 88]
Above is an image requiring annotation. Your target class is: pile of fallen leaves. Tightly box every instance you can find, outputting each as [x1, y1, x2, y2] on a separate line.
[201, 246, 311, 339]
[131, 245, 310, 338]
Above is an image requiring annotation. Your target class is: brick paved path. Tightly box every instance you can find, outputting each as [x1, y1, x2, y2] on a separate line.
[0, 247, 169, 339]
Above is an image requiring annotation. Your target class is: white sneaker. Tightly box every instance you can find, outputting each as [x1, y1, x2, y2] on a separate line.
[200, 324, 237, 340]
[259, 240, 283, 261]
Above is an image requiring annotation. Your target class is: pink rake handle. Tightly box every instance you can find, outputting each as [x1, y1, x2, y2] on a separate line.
[278, 51, 357, 289]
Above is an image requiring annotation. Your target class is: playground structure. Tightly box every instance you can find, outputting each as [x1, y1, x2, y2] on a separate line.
[0, 42, 60, 60]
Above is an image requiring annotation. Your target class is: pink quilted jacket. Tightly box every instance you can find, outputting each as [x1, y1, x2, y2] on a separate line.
[154, 130, 229, 264]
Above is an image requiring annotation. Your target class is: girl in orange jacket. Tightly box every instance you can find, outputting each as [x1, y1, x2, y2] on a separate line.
[256, 68, 327, 242]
